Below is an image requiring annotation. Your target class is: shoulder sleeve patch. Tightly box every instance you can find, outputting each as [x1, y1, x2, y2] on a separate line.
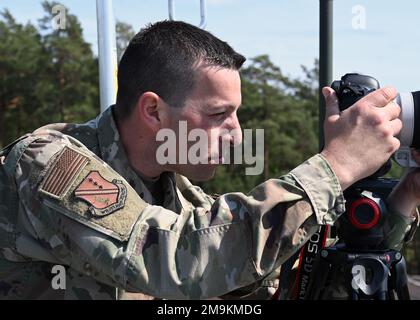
[38, 145, 148, 242]
[39, 146, 89, 199]
[74, 170, 127, 217]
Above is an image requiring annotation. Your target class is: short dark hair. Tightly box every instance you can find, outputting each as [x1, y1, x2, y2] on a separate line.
[115, 20, 246, 119]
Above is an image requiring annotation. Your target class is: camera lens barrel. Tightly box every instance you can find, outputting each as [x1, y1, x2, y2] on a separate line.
[396, 92, 415, 147]
[397, 91, 420, 149]
[411, 91, 420, 149]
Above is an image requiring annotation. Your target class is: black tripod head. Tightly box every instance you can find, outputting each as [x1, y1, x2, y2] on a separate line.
[338, 178, 397, 250]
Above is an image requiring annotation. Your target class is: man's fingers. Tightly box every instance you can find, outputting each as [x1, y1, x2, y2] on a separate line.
[322, 87, 340, 119]
[381, 100, 401, 121]
[389, 118, 403, 136]
[360, 87, 398, 108]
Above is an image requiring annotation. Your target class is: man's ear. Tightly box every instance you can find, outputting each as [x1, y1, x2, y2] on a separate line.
[135, 92, 164, 131]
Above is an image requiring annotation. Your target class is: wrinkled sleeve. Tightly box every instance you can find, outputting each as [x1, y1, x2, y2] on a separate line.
[381, 206, 419, 250]
[8, 131, 345, 299]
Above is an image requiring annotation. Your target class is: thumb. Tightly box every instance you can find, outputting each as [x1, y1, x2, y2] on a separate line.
[322, 87, 340, 119]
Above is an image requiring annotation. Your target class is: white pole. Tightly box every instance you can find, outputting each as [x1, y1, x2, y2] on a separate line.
[199, 0, 207, 29]
[168, 0, 175, 21]
[168, 0, 207, 30]
[96, 0, 118, 112]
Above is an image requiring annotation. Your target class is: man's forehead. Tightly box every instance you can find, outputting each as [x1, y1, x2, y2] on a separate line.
[189, 65, 241, 105]
[195, 64, 240, 82]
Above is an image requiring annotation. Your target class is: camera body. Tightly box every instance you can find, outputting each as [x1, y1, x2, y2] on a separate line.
[330, 74, 404, 249]
[331, 73, 419, 168]
[331, 73, 379, 110]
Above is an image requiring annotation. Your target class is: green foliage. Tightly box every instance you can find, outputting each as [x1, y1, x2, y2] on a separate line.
[0, 9, 44, 145]
[116, 21, 135, 62]
[0, 1, 99, 147]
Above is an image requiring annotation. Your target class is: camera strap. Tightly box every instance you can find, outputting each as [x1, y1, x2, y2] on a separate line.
[291, 224, 329, 300]
[272, 225, 330, 300]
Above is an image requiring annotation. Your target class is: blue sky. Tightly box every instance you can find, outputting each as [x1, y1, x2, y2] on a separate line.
[2, 0, 420, 92]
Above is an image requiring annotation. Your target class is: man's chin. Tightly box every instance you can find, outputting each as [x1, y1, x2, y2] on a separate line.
[180, 166, 217, 182]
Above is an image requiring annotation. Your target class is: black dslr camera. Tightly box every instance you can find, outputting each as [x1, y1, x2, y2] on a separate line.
[303, 74, 413, 300]
[330, 73, 420, 248]
[331, 73, 395, 248]
[332, 73, 420, 168]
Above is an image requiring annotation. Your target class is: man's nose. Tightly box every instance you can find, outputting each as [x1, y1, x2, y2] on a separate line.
[227, 113, 242, 147]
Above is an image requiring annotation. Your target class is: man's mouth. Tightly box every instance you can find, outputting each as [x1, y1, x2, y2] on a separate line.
[209, 155, 225, 165]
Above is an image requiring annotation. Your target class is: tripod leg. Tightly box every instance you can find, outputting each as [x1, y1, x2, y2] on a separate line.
[351, 290, 359, 300]
[305, 253, 332, 299]
[393, 256, 411, 300]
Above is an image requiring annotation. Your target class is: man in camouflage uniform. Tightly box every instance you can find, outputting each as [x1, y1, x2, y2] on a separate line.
[0, 21, 418, 300]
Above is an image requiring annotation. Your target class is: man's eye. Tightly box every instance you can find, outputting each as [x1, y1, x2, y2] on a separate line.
[212, 112, 226, 117]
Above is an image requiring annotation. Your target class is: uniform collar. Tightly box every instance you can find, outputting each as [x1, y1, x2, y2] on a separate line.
[96, 105, 133, 175]
[96, 106, 182, 212]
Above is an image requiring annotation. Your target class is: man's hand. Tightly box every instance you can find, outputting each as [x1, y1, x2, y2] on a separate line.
[387, 149, 420, 219]
[320, 86, 402, 190]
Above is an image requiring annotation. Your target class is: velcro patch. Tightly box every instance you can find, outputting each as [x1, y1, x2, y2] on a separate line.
[39, 146, 89, 199]
[75, 171, 127, 217]
[37, 143, 149, 242]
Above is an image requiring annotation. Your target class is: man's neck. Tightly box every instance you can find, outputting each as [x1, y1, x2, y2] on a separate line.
[115, 113, 164, 179]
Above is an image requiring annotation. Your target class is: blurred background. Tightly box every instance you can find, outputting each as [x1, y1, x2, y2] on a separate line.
[0, 0, 419, 284]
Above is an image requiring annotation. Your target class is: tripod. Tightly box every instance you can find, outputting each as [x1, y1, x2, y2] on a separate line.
[304, 178, 411, 300]
[304, 245, 410, 300]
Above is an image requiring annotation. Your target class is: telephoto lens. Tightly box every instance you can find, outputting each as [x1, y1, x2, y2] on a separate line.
[331, 73, 420, 167]
[394, 91, 420, 167]
[396, 91, 420, 148]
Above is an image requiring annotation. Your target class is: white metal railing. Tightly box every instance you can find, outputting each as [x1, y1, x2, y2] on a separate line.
[96, 0, 118, 112]
[168, 0, 207, 29]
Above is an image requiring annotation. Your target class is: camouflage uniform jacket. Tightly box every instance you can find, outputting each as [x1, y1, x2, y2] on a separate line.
[0, 106, 414, 300]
